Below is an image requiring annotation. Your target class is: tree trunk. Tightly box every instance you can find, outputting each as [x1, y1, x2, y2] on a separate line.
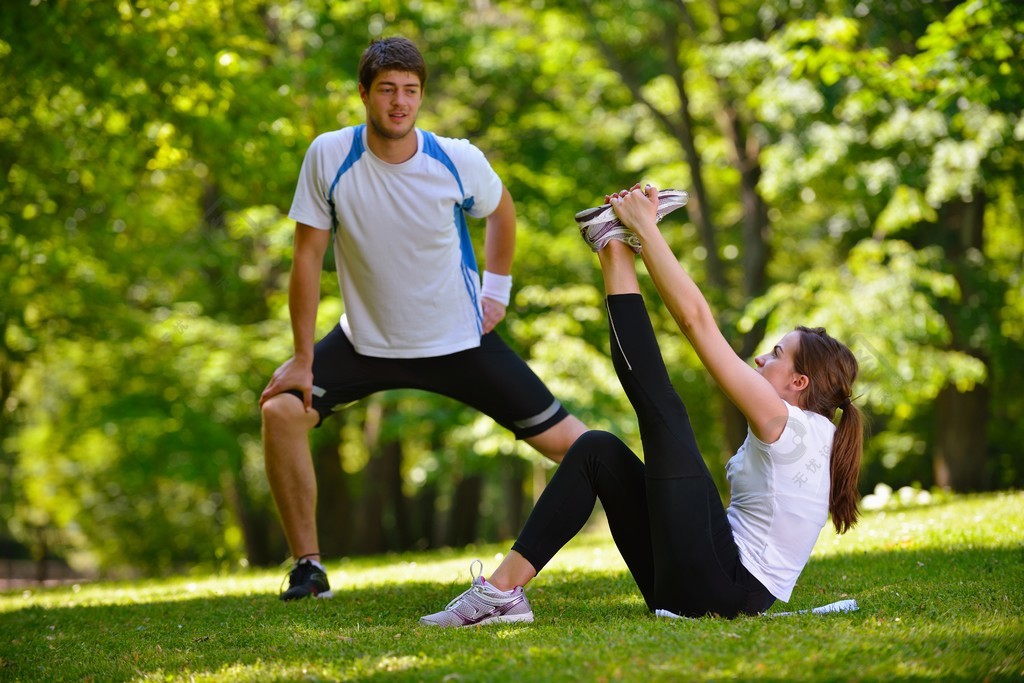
[715, 96, 771, 457]
[222, 466, 287, 567]
[447, 474, 483, 547]
[312, 425, 349, 557]
[33, 528, 48, 584]
[0, 348, 25, 542]
[352, 401, 387, 555]
[584, 7, 726, 291]
[352, 453, 387, 555]
[932, 195, 991, 491]
[349, 399, 412, 553]
[719, 397, 748, 460]
[412, 481, 438, 549]
[498, 455, 527, 540]
[378, 439, 411, 551]
[934, 383, 989, 491]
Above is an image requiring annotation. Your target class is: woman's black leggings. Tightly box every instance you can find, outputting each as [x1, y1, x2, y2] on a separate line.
[512, 294, 775, 618]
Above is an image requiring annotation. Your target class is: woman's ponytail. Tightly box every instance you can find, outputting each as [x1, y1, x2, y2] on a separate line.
[793, 327, 863, 534]
[829, 400, 862, 533]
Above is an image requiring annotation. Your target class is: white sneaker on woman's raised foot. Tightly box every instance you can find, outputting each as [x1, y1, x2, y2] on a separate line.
[419, 560, 534, 627]
[575, 188, 690, 253]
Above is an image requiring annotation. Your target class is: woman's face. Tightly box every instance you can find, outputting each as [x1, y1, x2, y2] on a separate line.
[754, 330, 806, 402]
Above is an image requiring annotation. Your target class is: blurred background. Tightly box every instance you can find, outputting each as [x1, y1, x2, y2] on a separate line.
[1, 0, 1021, 584]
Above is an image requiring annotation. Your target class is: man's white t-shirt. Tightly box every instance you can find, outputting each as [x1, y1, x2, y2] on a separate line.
[288, 125, 503, 358]
[726, 402, 835, 602]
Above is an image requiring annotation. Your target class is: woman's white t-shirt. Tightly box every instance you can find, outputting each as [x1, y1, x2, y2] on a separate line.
[726, 401, 835, 601]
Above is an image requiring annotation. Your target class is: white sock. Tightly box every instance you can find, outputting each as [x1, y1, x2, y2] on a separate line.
[299, 557, 326, 572]
[483, 579, 515, 595]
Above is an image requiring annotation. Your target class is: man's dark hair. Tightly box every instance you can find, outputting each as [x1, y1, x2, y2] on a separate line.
[358, 36, 427, 91]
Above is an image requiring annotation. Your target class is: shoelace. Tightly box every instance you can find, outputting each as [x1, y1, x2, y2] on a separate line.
[278, 554, 319, 593]
[445, 559, 490, 611]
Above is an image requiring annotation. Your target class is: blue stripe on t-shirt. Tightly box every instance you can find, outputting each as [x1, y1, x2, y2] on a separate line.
[421, 131, 482, 334]
[327, 124, 367, 232]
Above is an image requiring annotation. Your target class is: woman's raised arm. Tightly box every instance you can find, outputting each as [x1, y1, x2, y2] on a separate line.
[610, 186, 791, 443]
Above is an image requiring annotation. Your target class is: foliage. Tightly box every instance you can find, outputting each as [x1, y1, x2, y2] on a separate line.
[0, 492, 1021, 681]
[1, 0, 1022, 573]
[743, 0, 1024, 487]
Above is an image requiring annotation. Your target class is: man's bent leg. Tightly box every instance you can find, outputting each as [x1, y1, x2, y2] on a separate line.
[524, 415, 588, 464]
[261, 393, 322, 560]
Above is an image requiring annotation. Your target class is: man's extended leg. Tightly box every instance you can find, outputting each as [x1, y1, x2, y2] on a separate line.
[261, 393, 333, 599]
[423, 330, 587, 464]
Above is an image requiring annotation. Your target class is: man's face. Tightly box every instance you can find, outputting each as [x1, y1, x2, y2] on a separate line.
[360, 70, 423, 141]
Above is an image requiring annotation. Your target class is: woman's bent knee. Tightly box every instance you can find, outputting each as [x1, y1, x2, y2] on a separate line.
[565, 430, 636, 466]
[573, 429, 629, 452]
[575, 430, 623, 449]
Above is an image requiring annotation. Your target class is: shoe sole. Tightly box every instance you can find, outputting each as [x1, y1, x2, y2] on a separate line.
[418, 611, 535, 627]
[574, 189, 689, 225]
[575, 189, 689, 251]
[478, 611, 534, 625]
[280, 588, 334, 601]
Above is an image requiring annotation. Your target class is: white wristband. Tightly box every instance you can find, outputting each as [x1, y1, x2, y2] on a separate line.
[481, 271, 513, 306]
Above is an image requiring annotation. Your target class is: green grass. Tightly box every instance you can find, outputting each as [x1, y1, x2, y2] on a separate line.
[2, 492, 1022, 682]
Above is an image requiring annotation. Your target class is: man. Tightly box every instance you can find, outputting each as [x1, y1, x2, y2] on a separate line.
[259, 36, 588, 600]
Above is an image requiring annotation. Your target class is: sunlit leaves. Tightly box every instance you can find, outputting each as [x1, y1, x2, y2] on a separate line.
[748, 240, 985, 414]
[876, 186, 939, 235]
[2, 0, 1022, 573]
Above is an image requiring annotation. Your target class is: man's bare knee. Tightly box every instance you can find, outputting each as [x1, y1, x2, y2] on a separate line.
[262, 394, 315, 433]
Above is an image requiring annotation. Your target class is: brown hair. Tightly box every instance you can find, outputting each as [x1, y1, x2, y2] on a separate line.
[793, 326, 862, 534]
[358, 36, 427, 92]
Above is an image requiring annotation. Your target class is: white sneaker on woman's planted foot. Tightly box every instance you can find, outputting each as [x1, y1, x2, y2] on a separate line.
[419, 560, 534, 627]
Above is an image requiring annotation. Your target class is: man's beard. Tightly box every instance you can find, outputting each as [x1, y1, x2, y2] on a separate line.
[369, 113, 415, 140]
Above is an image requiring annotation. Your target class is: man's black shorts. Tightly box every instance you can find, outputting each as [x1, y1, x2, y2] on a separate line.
[285, 325, 568, 439]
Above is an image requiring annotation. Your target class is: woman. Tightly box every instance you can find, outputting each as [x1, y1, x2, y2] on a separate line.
[420, 184, 862, 626]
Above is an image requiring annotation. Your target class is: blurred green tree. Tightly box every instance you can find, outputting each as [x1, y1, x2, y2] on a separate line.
[1, 0, 1020, 579]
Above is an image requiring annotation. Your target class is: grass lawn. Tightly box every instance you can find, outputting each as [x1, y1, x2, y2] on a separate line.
[1, 491, 1022, 682]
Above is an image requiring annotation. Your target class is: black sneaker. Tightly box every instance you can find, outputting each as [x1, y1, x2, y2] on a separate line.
[280, 558, 334, 601]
